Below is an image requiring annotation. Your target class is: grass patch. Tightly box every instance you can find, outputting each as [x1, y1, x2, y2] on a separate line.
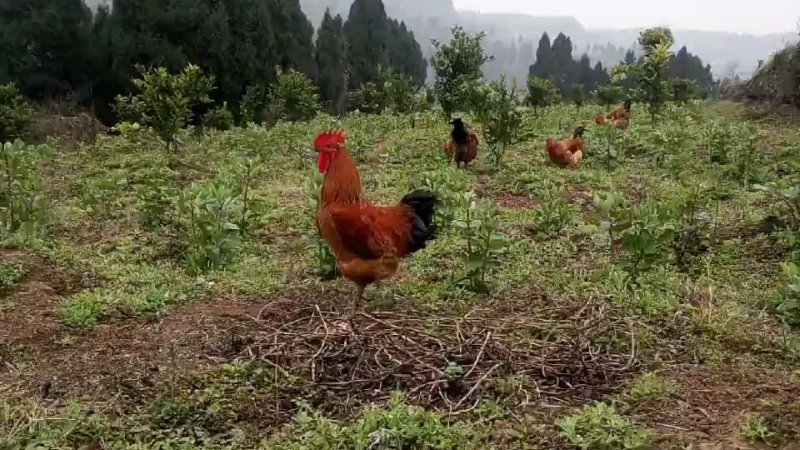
[559, 402, 653, 450]
[267, 393, 480, 449]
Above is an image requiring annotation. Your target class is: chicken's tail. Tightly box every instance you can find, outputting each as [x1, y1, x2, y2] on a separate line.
[402, 190, 437, 253]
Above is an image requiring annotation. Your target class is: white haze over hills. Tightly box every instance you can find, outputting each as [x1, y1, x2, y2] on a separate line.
[82, 0, 798, 79]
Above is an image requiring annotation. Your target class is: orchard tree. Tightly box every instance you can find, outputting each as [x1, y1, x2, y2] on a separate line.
[621, 27, 674, 124]
[267, 68, 320, 122]
[485, 76, 523, 168]
[430, 26, 491, 119]
[114, 64, 214, 151]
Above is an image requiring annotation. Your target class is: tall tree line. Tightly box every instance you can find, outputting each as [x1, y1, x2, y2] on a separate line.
[529, 32, 610, 99]
[0, 0, 427, 121]
[527, 31, 718, 100]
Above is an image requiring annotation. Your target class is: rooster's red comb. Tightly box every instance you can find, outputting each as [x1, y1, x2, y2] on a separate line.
[314, 129, 347, 149]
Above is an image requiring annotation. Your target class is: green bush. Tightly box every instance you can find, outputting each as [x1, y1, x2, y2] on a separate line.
[268, 69, 320, 122]
[527, 76, 560, 114]
[0, 83, 37, 143]
[0, 140, 49, 238]
[203, 102, 235, 131]
[113, 64, 214, 151]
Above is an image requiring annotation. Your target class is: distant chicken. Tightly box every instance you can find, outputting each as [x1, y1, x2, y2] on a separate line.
[595, 100, 632, 130]
[546, 126, 586, 169]
[444, 118, 479, 168]
[314, 130, 437, 305]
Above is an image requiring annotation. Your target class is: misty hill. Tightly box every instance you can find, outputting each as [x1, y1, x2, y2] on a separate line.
[300, 0, 796, 79]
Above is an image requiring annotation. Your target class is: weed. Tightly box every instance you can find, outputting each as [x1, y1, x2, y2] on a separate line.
[776, 262, 800, 327]
[136, 166, 175, 229]
[55, 289, 111, 329]
[594, 122, 624, 169]
[306, 168, 338, 280]
[0, 260, 24, 291]
[531, 183, 575, 237]
[0, 399, 110, 449]
[629, 372, 679, 402]
[177, 180, 243, 274]
[740, 415, 775, 445]
[559, 402, 653, 450]
[704, 119, 733, 163]
[76, 170, 129, 218]
[454, 191, 508, 294]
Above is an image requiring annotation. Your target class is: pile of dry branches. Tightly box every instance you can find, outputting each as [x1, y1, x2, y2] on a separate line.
[239, 297, 639, 415]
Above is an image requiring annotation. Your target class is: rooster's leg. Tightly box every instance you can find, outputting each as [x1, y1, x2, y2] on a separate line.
[351, 285, 365, 310]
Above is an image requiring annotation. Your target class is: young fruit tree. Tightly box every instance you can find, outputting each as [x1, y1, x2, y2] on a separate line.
[635, 27, 674, 124]
[526, 76, 560, 116]
[484, 76, 523, 168]
[114, 64, 214, 151]
[430, 26, 491, 119]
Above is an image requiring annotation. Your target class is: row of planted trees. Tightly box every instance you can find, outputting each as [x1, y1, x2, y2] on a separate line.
[2, 24, 688, 156]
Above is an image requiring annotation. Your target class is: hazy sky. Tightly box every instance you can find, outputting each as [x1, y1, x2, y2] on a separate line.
[453, 0, 800, 35]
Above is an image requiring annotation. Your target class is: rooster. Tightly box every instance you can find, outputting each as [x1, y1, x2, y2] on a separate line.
[314, 130, 437, 305]
[594, 100, 632, 130]
[444, 118, 479, 168]
[546, 126, 586, 169]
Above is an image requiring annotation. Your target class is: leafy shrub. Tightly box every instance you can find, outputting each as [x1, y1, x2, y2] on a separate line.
[559, 402, 653, 450]
[177, 180, 243, 274]
[596, 85, 623, 107]
[268, 393, 476, 449]
[203, 102, 235, 131]
[0, 83, 37, 142]
[0, 140, 49, 238]
[268, 69, 320, 122]
[455, 191, 508, 294]
[0, 260, 24, 291]
[526, 77, 560, 114]
[594, 192, 675, 281]
[347, 81, 389, 114]
[239, 84, 268, 125]
[114, 64, 214, 151]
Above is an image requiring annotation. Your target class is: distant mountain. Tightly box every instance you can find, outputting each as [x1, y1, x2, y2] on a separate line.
[300, 0, 797, 79]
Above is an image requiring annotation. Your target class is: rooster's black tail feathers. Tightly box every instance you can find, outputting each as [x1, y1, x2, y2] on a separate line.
[402, 190, 437, 253]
